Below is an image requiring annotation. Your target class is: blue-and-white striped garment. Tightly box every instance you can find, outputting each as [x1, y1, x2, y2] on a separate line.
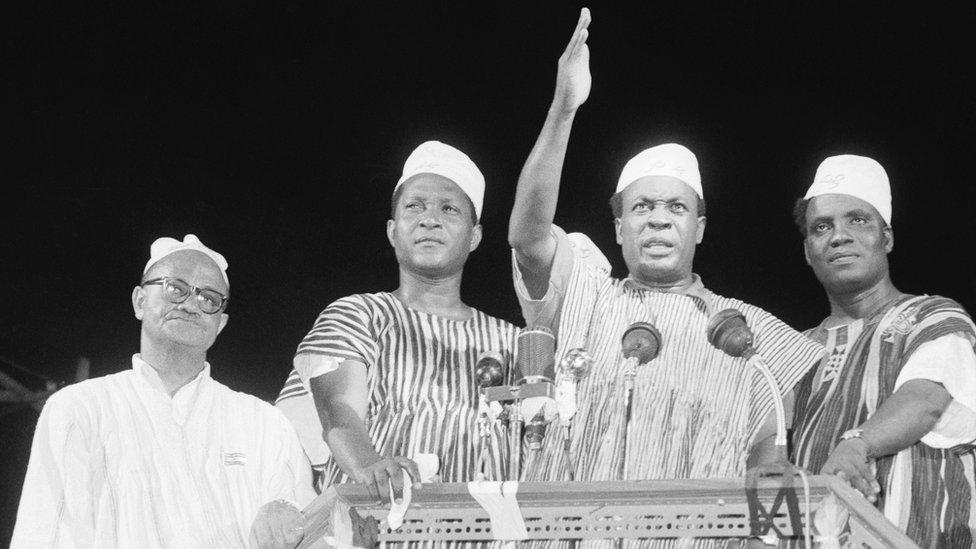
[277, 292, 519, 489]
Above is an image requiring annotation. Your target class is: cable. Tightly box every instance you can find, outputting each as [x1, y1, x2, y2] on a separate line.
[796, 467, 812, 549]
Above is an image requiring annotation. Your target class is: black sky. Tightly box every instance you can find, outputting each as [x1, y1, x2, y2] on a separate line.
[3, 2, 975, 542]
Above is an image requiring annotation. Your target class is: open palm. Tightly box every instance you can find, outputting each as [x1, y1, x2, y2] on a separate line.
[553, 8, 592, 113]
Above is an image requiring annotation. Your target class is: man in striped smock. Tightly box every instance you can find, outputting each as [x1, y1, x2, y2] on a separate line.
[508, 10, 823, 548]
[276, 141, 519, 504]
[790, 154, 976, 547]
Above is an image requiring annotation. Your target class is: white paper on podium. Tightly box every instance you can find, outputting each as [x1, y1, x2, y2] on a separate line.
[386, 453, 439, 530]
[467, 479, 528, 540]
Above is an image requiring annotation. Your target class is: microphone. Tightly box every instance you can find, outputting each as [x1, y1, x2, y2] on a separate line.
[555, 348, 593, 480]
[474, 351, 506, 480]
[474, 351, 505, 389]
[620, 322, 661, 398]
[706, 309, 756, 360]
[555, 348, 594, 421]
[706, 309, 787, 449]
[617, 321, 662, 479]
[515, 327, 556, 384]
[621, 322, 662, 365]
[514, 327, 558, 451]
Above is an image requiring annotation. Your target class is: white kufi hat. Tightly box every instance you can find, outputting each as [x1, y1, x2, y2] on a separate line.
[395, 141, 486, 220]
[616, 143, 703, 199]
[143, 234, 229, 286]
[804, 154, 891, 225]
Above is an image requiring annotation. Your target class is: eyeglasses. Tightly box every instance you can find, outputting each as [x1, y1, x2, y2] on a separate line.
[141, 277, 229, 314]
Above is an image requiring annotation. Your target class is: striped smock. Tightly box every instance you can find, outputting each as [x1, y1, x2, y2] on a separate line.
[792, 295, 976, 548]
[276, 292, 519, 489]
[513, 227, 822, 549]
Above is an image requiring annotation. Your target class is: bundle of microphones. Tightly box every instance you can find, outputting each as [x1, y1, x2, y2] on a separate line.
[473, 308, 793, 481]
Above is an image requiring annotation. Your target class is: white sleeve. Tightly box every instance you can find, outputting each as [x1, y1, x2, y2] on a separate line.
[266, 411, 317, 508]
[11, 390, 94, 548]
[893, 333, 976, 448]
[293, 354, 341, 388]
[512, 225, 609, 333]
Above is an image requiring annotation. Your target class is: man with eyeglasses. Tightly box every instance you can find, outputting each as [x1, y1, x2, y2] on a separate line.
[13, 234, 316, 548]
[275, 141, 519, 504]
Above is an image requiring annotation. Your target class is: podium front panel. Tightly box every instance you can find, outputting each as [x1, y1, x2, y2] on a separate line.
[305, 476, 917, 547]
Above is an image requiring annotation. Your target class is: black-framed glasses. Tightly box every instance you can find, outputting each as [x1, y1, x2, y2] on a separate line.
[141, 277, 229, 314]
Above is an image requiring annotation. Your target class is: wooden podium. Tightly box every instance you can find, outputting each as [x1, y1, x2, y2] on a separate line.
[298, 476, 918, 548]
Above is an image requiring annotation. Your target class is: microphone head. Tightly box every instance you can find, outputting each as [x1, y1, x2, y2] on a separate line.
[474, 351, 505, 388]
[557, 348, 594, 381]
[621, 322, 662, 365]
[706, 308, 754, 358]
[516, 326, 556, 383]
[523, 409, 551, 451]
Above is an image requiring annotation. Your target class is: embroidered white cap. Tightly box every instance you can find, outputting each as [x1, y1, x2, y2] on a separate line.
[805, 154, 892, 225]
[143, 234, 229, 286]
[616, 143, 702, 199]
[395, 141, 486, 220]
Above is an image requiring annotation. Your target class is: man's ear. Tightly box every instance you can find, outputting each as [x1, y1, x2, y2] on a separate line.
[696, 216, 707, 244]
[386, 219, 396, 248]
[132, 286, 146, 320]
[216, 313, 229, 335]
[614, 218, 622, 245]
[469, 224, 483, 252]
[883, 226, 894, 253]
[803, 240, 812, 266]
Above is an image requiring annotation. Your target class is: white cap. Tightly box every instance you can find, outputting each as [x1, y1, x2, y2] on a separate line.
[143, 234, 229, 286]
[804, 154, 891, 225]
[394, 141, 486, 220]
[616, 143, 702, 198]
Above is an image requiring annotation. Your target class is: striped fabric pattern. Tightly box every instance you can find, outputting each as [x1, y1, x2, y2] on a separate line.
[517, 242, 822, 549]
[276, 292, 519, 489]
[792, 295, 976, 548]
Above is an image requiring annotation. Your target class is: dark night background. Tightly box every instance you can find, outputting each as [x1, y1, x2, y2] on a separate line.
[3, 2, 975, 543]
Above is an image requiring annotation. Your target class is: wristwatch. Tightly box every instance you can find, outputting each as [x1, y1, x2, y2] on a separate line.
[840, 428, 876, 460]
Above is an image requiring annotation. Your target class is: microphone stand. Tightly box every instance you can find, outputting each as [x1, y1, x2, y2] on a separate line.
[743, 351, 788, 456]
[743, 351, 808, 545]
[475, 395, 497, 480]
[474, 352, 505, 481]
[706, 309, 810, 545]
[616, 323, 661, 481]
[618, 356, 639, 480]
[510, 405, 523, 481]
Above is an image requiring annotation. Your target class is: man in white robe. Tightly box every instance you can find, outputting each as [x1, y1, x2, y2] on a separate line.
[12, 234, 316, 548]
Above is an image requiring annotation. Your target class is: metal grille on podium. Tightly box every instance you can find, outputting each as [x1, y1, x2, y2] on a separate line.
[300, 476, 918, 548]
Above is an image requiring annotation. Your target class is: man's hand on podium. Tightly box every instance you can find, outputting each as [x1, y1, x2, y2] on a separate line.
[352, 456, 422, 504]
[820, 437, 881, 503]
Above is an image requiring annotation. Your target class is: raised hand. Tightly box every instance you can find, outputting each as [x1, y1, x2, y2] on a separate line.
[819, 438, 881, 503]
[351, 456, 422, 504]
[552, 8, 592, 114]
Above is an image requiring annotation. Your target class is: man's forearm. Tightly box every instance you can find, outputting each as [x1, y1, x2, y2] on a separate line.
[510, 7, 591, 285]
[509, 107, 577, 251]
[320, 405, 382, 479]
[858, 379, 951, 457]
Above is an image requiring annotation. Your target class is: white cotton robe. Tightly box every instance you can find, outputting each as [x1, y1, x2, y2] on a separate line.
[12, 355, 315, 548]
